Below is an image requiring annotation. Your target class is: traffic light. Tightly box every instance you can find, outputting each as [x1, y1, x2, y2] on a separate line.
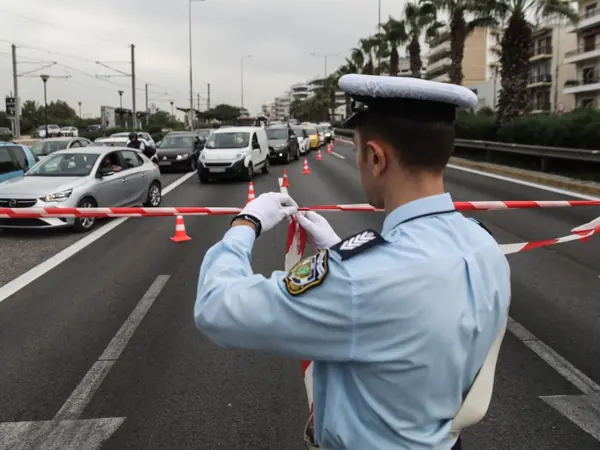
[5, 97, 15, 118]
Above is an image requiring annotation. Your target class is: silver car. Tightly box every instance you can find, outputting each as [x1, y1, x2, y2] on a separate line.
[0, 147, 162, 232]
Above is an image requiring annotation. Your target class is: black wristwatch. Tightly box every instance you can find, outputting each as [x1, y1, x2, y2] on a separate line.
[231, 214, 262, 238]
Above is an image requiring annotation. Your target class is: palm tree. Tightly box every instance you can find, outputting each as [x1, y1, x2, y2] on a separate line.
[404, 2, 444, 78]
[423, 0, 497, 85]
[381, 18, 408, 76]
[357, 37, 378, 75]
[491, 0, 577, 123]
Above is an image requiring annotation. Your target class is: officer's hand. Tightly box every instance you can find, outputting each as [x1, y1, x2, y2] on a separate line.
[240, 192, 298, 233]
[297, 211, 340, 249]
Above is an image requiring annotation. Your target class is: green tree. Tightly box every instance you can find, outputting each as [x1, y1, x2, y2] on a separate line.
[403, 2, 443, 78]
[493, 0, 577, 123]
[381, 18, 408, 76]
[423, 0, 496, 85]
[198, 104, 242, 123]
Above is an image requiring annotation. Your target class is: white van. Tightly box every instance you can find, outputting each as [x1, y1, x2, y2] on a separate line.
[197, 126, 270, 183]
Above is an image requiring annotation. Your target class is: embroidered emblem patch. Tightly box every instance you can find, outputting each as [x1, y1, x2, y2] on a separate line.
[331, 229, 385, 260]
[284, 249, 329, 296]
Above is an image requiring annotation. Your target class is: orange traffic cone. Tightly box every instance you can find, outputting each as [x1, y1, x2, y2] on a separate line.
[302, 158, 311, 175]
[328, 143, 333, 154]
[316, 150, 323, 161]
[247, 181, 256, 204]
[282, 169, 290, 188]
[170, 215, 192, 242]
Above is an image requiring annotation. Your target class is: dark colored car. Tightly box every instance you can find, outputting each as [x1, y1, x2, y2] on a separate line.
[156, 133, 205, 172]
[265, 126, 299, 164]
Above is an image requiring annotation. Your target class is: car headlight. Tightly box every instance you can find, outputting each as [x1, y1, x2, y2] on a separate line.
[200, 152, 206, 160]
[177, 154, 189, 160]
[325, 132, 331, 137]
[41, 189, 72, 203]
[236, 152, 243, 159]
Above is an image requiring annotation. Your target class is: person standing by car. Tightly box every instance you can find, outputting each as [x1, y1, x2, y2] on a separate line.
[127, 132, 157, 164]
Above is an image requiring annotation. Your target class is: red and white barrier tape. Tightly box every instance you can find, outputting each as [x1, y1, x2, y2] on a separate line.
[1, 200, 600, 219]
[285, 214, 600, 429]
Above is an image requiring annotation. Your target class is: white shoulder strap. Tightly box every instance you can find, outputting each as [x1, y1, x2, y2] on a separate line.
[450, 317, 508, 433]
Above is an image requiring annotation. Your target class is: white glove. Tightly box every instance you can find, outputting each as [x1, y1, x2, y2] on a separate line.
[297, 211, 340, 249]
[240, 192, 298, 234]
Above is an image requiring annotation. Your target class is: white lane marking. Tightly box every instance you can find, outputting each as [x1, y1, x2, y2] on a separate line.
[0, 275, 170, 449]
[331, 152, 346, 159]
[337, 136, 600, 201]
[0, 172, 195, 304]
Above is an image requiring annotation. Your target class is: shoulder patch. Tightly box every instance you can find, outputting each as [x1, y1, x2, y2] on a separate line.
[330, 229, 385, 261]
[284, 249, 329, 296]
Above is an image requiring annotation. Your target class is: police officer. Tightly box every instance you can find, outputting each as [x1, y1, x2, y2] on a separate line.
[126, 132, 145, 151]
[194, 74, 511, 450]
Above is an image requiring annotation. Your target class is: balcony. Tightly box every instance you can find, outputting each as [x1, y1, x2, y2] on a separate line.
[430, 73, 450, 83]
[528, 74, 553, 87]
[569, 9, 600, 32]
[564, 72, 600, 94]
[427, 56, 451, 73]
[564, 42, 600, 64]
[530, 45, 553, 61]
[427, 40, 451, 58]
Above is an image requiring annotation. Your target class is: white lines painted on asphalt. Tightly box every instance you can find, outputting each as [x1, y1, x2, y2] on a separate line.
[336, 136, 600, 441]
[331, 151, 346, 159]
[0, 275, 171, 450]
[0, 171, 196, 304]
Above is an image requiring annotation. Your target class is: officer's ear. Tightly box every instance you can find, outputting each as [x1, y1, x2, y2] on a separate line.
[365, 138, 389, 178]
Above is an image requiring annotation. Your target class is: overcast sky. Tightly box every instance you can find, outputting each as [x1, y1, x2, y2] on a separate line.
[0, 0, 408, 120]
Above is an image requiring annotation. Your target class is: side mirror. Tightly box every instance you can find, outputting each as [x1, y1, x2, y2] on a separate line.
[98, 168, 115, 178]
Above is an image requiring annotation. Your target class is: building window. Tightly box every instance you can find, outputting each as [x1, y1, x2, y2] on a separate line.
[580, 98, 595, 108]
[584, 3, 597, 18]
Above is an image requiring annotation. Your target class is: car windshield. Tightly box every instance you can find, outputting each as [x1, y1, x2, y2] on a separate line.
[205, 132, 250, 149]
[307, 128, 317, 135]
[111, 132, 133, 138]
[159, 136, 194, 148]
[292, 128, 304, 136]
[26, 153, 99, 177]
[30, 140, 70, 156]
[266, 128, 288, 140]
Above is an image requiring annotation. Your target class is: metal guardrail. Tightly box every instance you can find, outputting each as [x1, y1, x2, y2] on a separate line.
[334, 128, 600, 164]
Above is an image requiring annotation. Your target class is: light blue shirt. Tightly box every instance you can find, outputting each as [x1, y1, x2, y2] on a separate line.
[195, 193, 511, 449]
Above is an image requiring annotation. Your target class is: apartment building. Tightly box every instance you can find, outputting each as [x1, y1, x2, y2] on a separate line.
[563, 1, 600, 108]
[528, 25, 576, 112]
[425, 27, 501, 84]
[273, 94, 291, 120]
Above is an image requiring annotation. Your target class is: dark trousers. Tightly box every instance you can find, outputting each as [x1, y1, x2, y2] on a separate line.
[452, 436, 463, 449]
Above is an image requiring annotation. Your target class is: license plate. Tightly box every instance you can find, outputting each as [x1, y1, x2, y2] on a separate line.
[209, 168, 226, 173]
[159, 161, 172, 166]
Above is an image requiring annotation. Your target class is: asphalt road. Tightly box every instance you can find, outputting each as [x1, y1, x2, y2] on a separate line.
[0, 172, 188, 288]
[0, 142, 599, 449]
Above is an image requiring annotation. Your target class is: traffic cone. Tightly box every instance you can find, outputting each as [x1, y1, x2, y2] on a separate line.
[282, 169, 290, 188]
[247, 181, 256, 204]
[316, 149, 323, 161]
[170, 215, 192, 242]
[302, 158, 311, 175]
[327, 143, 332, 154]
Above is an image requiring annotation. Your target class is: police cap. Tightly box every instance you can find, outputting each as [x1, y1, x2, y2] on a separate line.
[338, 74, 478, 128]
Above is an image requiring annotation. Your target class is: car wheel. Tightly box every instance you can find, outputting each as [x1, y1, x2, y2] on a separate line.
[284, 151, 291, 165]
[244, 163, 254, 181]
[261, 157, 270, 174]
[73, 197, 97, 233]
[143, 181, 162, 207]
[199, 175, 209, 184]
[294, 147, 300, 160]
[190, 158, 198, 172]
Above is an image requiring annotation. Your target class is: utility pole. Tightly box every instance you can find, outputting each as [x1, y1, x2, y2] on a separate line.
[207, 83, 211, 110]
[131, 44, 137, 129]
[78, 101, 82, 117]
[145, 83, 149, 113]
[11, 44, 20, 138]
[170, 100, 174, 117]
[240, 55, 252, 110]
[197, 93, 201, 112]
[377, 0, 382, 75]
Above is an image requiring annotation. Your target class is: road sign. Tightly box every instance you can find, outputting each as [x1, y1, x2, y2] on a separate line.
[5, 97, 15, 118]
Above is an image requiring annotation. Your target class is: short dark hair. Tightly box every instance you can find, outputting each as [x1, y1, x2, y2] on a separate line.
[356, 114, 455, 172]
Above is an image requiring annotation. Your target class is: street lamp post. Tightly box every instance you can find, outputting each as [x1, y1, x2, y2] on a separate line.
[377, 0, 382, 75]
[240, 54, 252, 110]
[170, 101, 174, 118]
[118, 90, 124, 108]
[189, 0, 206, 131]
[78, 101, 82, 118]
[310, 53, 338, 78]
[40, 74, 49, 139]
